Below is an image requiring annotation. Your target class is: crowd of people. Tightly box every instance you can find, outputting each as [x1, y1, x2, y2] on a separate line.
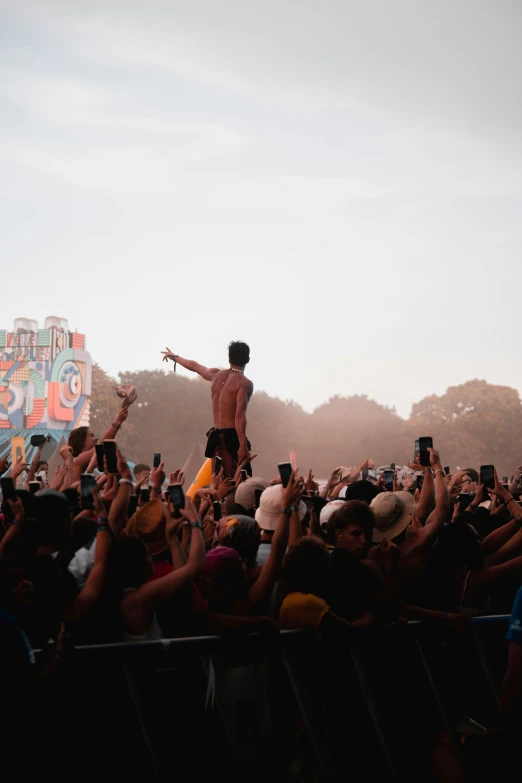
[1, 341, 522, 779]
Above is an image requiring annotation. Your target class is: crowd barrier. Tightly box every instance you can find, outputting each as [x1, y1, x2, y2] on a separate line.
[31, 616, 511, 782]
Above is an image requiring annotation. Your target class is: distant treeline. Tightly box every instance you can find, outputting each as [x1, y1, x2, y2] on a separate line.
[90, 364, 522, 479]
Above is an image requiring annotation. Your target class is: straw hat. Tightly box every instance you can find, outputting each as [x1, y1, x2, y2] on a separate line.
[370, 491, 415, 542]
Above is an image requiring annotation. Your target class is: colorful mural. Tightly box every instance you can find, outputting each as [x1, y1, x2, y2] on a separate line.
[0, 316, 91, 433]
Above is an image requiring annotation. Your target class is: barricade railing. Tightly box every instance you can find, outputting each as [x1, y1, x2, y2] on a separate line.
[33, 616, 511, 783]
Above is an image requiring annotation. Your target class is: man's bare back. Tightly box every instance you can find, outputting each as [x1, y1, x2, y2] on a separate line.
[211, 370, 253, 429]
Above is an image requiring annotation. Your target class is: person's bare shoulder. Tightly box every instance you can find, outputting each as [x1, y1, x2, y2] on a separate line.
[242, 375, 254, 397]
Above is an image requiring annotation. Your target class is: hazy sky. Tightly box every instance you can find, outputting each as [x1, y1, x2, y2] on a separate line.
[2, 0, 522, 417]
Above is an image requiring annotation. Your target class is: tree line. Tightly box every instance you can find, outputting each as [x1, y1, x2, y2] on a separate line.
[90, 365, 522, 479]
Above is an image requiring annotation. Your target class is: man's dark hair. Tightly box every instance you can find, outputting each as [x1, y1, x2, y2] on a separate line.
[228, 341, 250, 367]
[35, 460, 48, 472]
[330, 500, 376, 542]
[133, 463, 151, 476]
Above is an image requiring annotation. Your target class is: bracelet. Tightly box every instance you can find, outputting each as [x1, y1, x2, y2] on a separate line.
[434, 469, 445, 479]
[97, 525, 111, 534]
[96, 515, 109, 524]
[119, 478, 133, 487]
[282, 508, 293, 516]
[151, 487, 162, 494]
[112, 422, 121, 429]
[191, 521, 203, 530]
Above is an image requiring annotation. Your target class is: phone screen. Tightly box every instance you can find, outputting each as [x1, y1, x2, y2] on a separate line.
[1, 477, 17, 502]
[383, 470, 394, 491]
[168, 484, 185, 510]
[414, 440, 420, 463]
[419, 437, 433, 467]
[80, 473, 96, 510]
[103, 440, 118, 474]
[240, 469, 248, 481]
[140, 487, 150, 503]
[278, 462, 292, 488]
[213, 500, 223, 521]
[153, 453, 161, 469]
[480, 465, 495, 490]
[29, 481, 40, 494]
[95, 444, 105, 473]
[444, 466, 450, 476]
[458, 493, 472, 512]
[214, 456, 222, 475]
[254, 488, 263, 508]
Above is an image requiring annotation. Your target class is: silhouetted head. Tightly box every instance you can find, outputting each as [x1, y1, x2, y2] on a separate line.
[228, 341, 250, 367]
[282, 537, 330, 598]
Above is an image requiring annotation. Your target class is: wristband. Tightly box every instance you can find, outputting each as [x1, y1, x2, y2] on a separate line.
[112, 422, 121, 429]
[119, 478, 133, 487]
[151, 487, 162, 494]
[191, 521, 203, 530]
[96, 515, 109, 524]
[97, 525, 111, 534]
[282, 508, 292, 516]
[434, 469, 445, 479]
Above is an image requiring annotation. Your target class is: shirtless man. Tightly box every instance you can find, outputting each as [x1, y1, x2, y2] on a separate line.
[161, 341, 254, 477]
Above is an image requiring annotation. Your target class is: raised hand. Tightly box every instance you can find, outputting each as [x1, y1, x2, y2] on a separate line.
[169, 470, 185, 486]
[60, 445, 73, 463]
[12, 456, 29, 481]
[305, 469, 319, 494]
[281, 471, 303, 510]
[150, 461, 166, 492]
[161, 346, 176, 363]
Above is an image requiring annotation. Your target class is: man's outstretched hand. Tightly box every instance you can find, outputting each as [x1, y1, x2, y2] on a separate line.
[161, 346, 176, 363]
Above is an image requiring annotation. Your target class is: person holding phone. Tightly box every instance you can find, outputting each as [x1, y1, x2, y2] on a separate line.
[67, 406, 130, 484]
[161, 341, 254, 478]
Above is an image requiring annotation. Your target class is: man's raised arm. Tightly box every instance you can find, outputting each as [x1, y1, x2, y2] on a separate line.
[161, 347, 219, 382]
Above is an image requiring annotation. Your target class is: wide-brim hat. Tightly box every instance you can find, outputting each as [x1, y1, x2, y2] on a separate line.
[254, 485, 307, 531]
[134, 499, 167, 556]
[370, 491, 415, 542]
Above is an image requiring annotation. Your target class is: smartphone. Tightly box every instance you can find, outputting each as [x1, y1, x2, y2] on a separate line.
[311, 495, 326, 515]
[383, 470, 394, 492]
[458, 493, 472, 512]
[213, 500, 223, 522]
[140, 487, 150, 503]
[153, 452, 161, 469]
[214, 456, 222, 475]
[414, 440, 420, 463]
[0, 477, 17, 502]
[254, 488, 263, 508]
[168, 484, 185, 510]
[29, 481, 41, 494]
[95, 444, 105, 473]
[390, 462, 396, 472]
[30, 434, 47, 448]
[419, 437, 433, 467]
[36, 472, 45, 484]
[278, 462, 293, 488]
[444, 466, 451, 476]
[103, 440, 118, 474]
[80, 473, 96, 510]
[361, 468, 369, 481]
[240, 469, 248, 482]
[480, 465, 495, 490]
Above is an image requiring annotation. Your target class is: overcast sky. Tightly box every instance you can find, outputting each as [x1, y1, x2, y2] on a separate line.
[2, 0, 522, 417]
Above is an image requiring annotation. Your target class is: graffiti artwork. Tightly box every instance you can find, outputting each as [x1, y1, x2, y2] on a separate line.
[0, 316, 91, 432]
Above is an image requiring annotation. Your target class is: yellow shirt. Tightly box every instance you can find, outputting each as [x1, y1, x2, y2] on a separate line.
[279, 592, 330, 630]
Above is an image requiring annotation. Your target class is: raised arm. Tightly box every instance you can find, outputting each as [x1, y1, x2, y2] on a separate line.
[247, 472, 302, 610]
[413, 468, 434, 526]
[416, 449, 449, 546]
[25, 443, 44, 487]
[235, 381, 253, 463]
[122, 498, 206, 616]
[73, 489, 112, 618]
[161, 347, 219, 382]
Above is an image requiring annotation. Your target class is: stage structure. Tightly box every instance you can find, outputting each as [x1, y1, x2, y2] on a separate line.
[0, 316, 92, 468]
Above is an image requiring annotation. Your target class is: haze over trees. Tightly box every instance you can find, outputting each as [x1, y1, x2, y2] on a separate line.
[91, 365, 522, 479]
